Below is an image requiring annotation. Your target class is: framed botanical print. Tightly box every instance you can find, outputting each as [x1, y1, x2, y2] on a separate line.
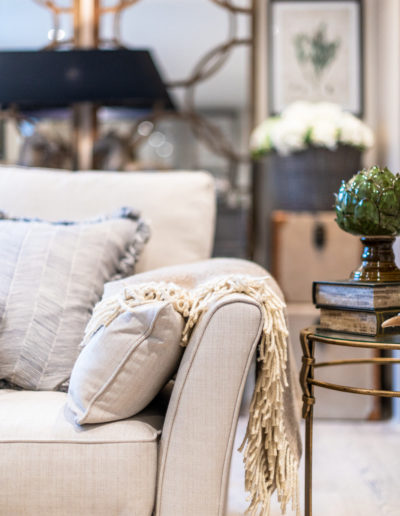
[269, 0, 363, 115]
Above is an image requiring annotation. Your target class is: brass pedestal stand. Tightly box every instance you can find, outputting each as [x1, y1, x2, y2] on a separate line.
[351, 236, 400, 282]
[300, 327, 400, 516]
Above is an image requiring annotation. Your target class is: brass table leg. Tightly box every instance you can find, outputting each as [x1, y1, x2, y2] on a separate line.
[300, 330, 316, 516]
[305, 401, 314, 516]
[299, 328, 400, 514]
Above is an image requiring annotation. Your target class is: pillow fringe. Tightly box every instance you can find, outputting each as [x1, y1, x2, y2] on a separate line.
[82, 275, 300, 515]
[113, 216, 150, 279]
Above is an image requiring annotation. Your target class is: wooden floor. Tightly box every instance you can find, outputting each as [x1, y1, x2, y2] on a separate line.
[228, 418, 400, 516]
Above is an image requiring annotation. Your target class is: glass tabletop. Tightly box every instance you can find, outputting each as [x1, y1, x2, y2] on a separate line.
[307, 326, 400, 347]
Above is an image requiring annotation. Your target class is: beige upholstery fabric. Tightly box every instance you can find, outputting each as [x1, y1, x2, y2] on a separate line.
[68, 302, 184, 424]
[0, 163, 299, 514]
[0, 389, 162, 516]
[100, 258, 301, 515]
[0, 166, 216, 272]
[156, 294, 264, 516]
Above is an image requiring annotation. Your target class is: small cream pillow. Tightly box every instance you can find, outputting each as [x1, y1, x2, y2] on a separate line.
[67, 302, 184, 425]
[68, 258, 279, 426]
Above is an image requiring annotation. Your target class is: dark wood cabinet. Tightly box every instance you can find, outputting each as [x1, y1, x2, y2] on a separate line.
[213, 198, 249, 259]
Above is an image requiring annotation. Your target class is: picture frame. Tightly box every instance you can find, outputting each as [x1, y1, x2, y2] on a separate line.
[269, 0, 363, 115]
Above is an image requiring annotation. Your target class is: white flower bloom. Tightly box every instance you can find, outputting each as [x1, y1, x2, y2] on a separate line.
[250, 118, 277, 153]
[270, 117, 308, 155]
[310, 119, 338, 150]
[311, 102, 342, 122]
[250, 102, 374, 156]
[338, 113, 374, 149]
[282, 101, 315, 125]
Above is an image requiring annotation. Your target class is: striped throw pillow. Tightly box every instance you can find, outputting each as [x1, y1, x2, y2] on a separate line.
[0, 208, 149, 391]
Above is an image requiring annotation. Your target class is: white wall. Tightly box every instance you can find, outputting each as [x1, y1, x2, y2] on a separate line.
[374, 0, 400, 171]
[361, 0, 379, 168]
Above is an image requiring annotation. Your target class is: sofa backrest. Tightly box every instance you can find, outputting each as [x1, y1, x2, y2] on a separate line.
[0, 166, 216, 272]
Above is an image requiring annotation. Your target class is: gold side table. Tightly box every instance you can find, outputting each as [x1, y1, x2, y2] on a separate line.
[300, 326, 400, 516]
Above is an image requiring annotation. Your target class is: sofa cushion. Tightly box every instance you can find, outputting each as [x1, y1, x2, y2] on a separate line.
[0, 208, 149, 391]
[0, 390, 161, 516]
[68, 302, 184, 425]
[0, 167, 216, 272]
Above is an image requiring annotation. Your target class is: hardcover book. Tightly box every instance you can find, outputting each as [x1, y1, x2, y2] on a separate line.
[313, 280, 400, 310]
[318, 307, 400, 336]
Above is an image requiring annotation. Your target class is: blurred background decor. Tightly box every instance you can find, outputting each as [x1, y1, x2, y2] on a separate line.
[0, 119, 4, 161]
[269, 0, 363, 115]
[250, 100, 377, 422]
[0, 0, 255, 260]
[251, 101, 374, 269]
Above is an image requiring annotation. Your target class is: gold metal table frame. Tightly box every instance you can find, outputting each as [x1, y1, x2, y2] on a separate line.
[300, 327, 400, 516]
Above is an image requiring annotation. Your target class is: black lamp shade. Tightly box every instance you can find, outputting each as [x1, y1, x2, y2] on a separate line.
[0, 49, 174, 110]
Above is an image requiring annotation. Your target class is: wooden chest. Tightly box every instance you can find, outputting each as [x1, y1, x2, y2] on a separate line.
[271, 211, 362, 303]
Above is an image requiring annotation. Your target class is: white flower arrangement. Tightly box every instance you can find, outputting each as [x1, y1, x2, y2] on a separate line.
[250, 101, 374, 157]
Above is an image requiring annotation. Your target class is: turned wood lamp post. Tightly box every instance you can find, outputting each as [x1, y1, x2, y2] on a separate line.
[73, 0, 99, 170]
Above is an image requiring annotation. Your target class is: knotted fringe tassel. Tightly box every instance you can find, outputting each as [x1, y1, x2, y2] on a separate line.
[82, 275, 300, 516]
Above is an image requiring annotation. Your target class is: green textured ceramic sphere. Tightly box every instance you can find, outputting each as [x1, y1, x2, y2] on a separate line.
[335, 166, 400, 236]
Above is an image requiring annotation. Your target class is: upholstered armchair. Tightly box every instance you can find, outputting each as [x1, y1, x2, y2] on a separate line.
[0, 167, 299, 516]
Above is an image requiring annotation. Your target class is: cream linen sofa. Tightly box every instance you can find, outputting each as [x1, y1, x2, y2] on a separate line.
[0, 167, 272, 516]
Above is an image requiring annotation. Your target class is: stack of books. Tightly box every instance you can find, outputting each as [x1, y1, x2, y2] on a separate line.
[312, 280, 400, 336]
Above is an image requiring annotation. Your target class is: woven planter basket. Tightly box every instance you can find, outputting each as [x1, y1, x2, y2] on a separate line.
[256, 145, 362, 211]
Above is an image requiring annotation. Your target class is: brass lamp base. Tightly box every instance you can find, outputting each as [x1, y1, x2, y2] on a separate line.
[351, 236, 400, 282]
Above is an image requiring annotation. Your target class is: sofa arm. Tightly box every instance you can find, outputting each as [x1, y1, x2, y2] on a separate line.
[155, 293, 264, 516]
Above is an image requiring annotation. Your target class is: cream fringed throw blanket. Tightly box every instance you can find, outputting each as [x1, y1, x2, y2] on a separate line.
[84, 259, 301, 516]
